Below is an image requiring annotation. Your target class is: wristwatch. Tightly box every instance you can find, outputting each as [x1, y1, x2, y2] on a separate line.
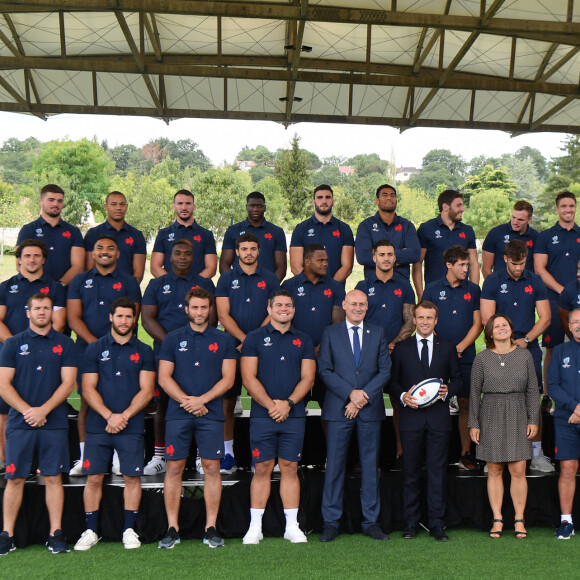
[286, 398, 295, 408]
[524, 336, 531, 344]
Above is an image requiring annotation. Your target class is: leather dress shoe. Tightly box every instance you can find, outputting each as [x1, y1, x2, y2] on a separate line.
[402, 526, 419, 539]
[430, 527, 449, 542]
[320, 526, 338, 543]
[363, 524, 389, 541]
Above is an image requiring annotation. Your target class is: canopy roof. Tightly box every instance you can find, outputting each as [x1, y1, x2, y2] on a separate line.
[1, 1, 580, 135]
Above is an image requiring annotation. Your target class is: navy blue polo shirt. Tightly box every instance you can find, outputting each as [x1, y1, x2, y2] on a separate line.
[17, 217, 84, 282]
[535, 222, 580, 297]
[355, 273, 415, 345]
[291, 215, 354, 278]
[559, 279, 580, 312]
[0, 328, 76, 430]
[159, 324, 238, 421]
[222, 219, 287, 274]
[548, 339, 580, 424]
[281, 273, 345, 346]
[481, 269, 548, 338]
[84, 221, 147, 277]
[215, 266, 280, 336]
[68, 267, 142, 346]
[423, 277, 481, 363]
[0, 273, 65, 338]
[142, 271, 215, 352]
[417, 216, 477, 285]
[242, 323, 315, 419]
[153, 220, 217, 277]
[482, 222, 538, 274]
[355, 213, 420, 279]
[83, 333, 155, 434]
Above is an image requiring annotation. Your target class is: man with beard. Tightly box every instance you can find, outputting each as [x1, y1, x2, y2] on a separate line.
[74, 298, 155, 551]
[0, 294, 76, 556]
[290, 185, 354, 284]
[413, 190, 479, 299]
[17, 184, 84, 287]
[215, 233, 280, 474]
[67, 235, 142, 476]
[151, 189, 217, 279]
[84, 191, 147, 283]
[158, 288, 237, 549]
[141, 239, 216, 476]
[220, 192, 287, 281]
[355, 184, 420, 280]
[241, 290, 315, 544]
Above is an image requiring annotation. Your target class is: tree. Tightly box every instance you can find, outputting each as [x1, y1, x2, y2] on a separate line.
[396, 184, 438, 228]
[407, 149, 466, 196]
[249, 164, 274, 185]
[0, 179, 30, 260]
[0, 137, 42, 185]
[544, 135, 580, 195]
[514, 146, 548, 183]
[254, 176, 289, 229]
[312, 164, 343, 187]
[461, 165, 517, 200]
[107, 144, 139, 175]
[236, 145, 275, 166]
[347, 153, 390, 177]
[149, 157, 183, 190]
[156, 138, 212, 172]
[463, 189, 512, 238]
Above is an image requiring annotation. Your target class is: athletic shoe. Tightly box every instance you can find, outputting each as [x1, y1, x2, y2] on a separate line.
[220, 453, 237, 474]
[0, 531, 15, 556]
[122, 528, 141, 549]
[158, 527, 180, 549]
[530, 453, 555, 473]
[448, 396, 459, 415]
[0, 460, 5, 474]
[556, 521, 574, 539]
[484, 464, 488, 474]
[195, 457, 204, 475]
[234, 396, 243, 416]
[144, 456, 166, 476]
[203, 526, 225, 548]
[242, 527, 263, 545]
[541, 395, 553, 414]
[47, 529, 70, 554]
[69, 459, 84, 476]
[458, 452, 479, 471]
[284, 523, 307, 543]
[74, 529, 99, 551]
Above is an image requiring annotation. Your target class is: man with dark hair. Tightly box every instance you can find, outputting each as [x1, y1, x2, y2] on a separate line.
[141, 239, 216, 476]
[482, 200, 537, 278]
[17, 184, 84, 286]
[355, 184, 420, 280]
[215, 233, 280, 473]
[158, 288, 237, 549]
[241, 289, 316, 544]
[0, 293, 76, 556]
[220, 192, 287, 281]
[84, 191, 147, 283]
[414, 190, 479, 299]
[482, 239, 552, 471]
[423, 245, 482, 470]
[290, 185, 355, 283]
[74, 298, 155, 551]
[151, 189, 217, 279]
[67, 235, 142, 476]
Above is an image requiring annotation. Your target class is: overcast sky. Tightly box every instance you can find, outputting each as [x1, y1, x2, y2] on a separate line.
[0, 111, 568, 169]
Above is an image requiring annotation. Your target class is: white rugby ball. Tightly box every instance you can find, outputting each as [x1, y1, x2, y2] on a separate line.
[409, 378, 442, 408]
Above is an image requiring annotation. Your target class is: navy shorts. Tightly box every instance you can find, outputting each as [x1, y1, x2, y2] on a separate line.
[527, 339, 544, 392]
[165, 417, 224, 461]
[83, 431, 144, 476]
[458, 362, 472, 399]
[249, 417, 305, 463]
[543, 299, 565, 348]
[223, 368, 242, 400]
[554, 422, 580, 461]
[5, 427, 69, 479]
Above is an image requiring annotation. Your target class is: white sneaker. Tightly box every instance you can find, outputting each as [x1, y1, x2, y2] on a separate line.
[122, 528, 141, 549]
[74, 529, 99, 551]
[284, 524, 307, 543]
[195, 457, 204, 475]
[531, 452, 555, 473]
[143, 456, 166, 476]
[69, 459, 84, 476]
[234, 396, 243, 416]
[242, 527, 263, 545]
[112, 453, 121, 476]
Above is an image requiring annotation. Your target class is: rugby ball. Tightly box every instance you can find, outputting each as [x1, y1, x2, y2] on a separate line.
[409, 378, 443, 408]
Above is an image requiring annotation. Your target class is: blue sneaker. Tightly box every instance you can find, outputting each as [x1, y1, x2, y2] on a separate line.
[556, 521, 575, 540]
[0, 531, 15, 556]
[203, 526, 224, 548]
[47, 529, 70, 554]
[220, 453, 237, 474]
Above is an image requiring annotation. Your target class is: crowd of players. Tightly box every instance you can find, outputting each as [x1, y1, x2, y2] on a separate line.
[1, 181, 580, 554]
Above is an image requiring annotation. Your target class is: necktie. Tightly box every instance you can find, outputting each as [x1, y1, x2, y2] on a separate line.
[352, 326, 361, 367]
[420, 338, 430, 375]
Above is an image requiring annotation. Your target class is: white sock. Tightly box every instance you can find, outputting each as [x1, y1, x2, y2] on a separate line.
[79, 441, 85, 459]
[532, 442, 541, 456]
[284, 508, 298, 527]
[249, 508, 264, 529]
[562, 514, 573, 524]
[224, 440, 234, 457]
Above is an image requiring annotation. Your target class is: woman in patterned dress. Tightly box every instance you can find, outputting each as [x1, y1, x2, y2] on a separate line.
[468, 314, 539, 539]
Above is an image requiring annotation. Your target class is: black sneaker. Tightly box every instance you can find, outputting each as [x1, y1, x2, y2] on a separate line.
[158, 527, 181, 549]
[203, 526, 225, 548]
[0, 531, 15, 556]
[47, 529, 70, 554]
[458, 452, 479, 471]
[541, 395, 553, 414]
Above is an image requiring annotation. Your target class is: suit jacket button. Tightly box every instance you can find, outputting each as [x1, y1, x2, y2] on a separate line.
[356, 371, 359, 375]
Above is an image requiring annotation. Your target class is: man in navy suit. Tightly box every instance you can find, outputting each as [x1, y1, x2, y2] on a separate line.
[317, 289, 391, 542]
[390, 300, 462, 542]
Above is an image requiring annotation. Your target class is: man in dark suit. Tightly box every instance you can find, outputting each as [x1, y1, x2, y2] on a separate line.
[317, 289, 391, 542]
[390, 300, 462, 542]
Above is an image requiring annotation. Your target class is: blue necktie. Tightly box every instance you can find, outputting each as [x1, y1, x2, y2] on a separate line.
[352, 326, 361, 367]
[420, 338, 430, 375]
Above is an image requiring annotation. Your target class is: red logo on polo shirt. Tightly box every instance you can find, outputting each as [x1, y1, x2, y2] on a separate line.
[293, 338, 302, 347]
[544, 335, 551, 343]
[525, 285, 533, 294]
[332, 230, 340, 237]
[193, 235, 201, 242]
[526, 240, 533, 247]
[130, 353, 140, 363]
[6, 463, 15, 475]
[62, 231, 71, 238]
[252, 448, 260, 459]
[82, 459, 90, 470]
[40, 286, 50, 294]
[324, 289, 332, 297]
[395, 224, 402, 232]
[458, 232, 466, 239]
[52, 344, 63, 356]
[209, 343, 219, 353]
[463, 292, 472, 302]
[257, 281, 266, 289]
[394, 288, 402, 297]
[166, 444, 175, 457]
[113, 282, 123, 291]
[577, 238, 580, 243]
[154, 388, 160, 399]
[125, 237, 134, 246]
[191, 285, 200, 290]
[264, 233, 272, 240]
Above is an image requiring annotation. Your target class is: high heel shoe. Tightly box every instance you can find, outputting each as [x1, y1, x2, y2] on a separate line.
[489, 518, 503, 538]
[514, 519, 527, 539]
